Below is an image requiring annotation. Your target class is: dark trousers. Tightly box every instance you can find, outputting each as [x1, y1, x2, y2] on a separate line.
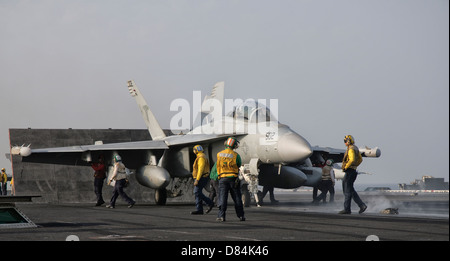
[312, 186, 318, 201]
[218, 177, 244, 220]
[209, 179, 219, 206]
[315, 180, 335, 203]
[110, 179, 135, 207]
[342, 169, 365, 212]
[194, 177, 214, 212]
[94, 178, 105, 204]
[261, 186, 276, 202]
[1, 183, 6, 195]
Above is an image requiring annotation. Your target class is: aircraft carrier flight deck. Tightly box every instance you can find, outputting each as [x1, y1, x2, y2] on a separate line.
[2, 191, 448, 241]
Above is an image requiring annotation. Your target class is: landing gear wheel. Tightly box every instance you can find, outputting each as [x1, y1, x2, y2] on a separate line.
[155, 189, 167, 205]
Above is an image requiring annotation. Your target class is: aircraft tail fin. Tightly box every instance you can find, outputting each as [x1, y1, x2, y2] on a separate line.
[200, 81, 225, 124]
[127, 80, 166, 140]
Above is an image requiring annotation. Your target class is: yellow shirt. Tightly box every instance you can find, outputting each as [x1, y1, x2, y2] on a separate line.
[342, 145, 363, 170]
[1, 172, 7, 183]
[192, 152, 210, 180]
[216, 148, 240, 178]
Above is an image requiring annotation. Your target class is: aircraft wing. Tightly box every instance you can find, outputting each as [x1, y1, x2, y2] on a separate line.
[20, 133, 237, 166]
[311, 146, 346, 163]
[30, 140, 168, 153]
[163, 133, 232, 146]
[312, 145, 381, 164]
[21, 140, 169, 166]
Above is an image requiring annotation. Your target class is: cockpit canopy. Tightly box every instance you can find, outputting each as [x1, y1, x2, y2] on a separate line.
[226, 100, 278, 123]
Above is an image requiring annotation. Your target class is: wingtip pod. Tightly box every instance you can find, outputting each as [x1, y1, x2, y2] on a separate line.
[361, 146, 381, 158]
[20, 146, 32, 157]
[11, 144, 32, 157]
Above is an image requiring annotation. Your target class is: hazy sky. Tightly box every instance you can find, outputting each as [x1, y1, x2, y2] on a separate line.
[1, 0, 448, 185]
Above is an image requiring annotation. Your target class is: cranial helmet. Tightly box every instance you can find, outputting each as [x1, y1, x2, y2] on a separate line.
[326, 159, 334, 166]
[344, 135, 355, 145]
[224, 137, 239, 149]
[193, 145, 203, 154]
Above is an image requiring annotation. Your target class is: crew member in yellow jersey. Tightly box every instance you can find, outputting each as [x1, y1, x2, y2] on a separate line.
[216, 137, 245, 222]
[191, 145, 214, 215]
[1, 168, 8, 195]
[339, 135, 367, 214]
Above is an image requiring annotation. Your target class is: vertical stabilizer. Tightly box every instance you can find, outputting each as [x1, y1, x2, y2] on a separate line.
[127, 80, 166, 140]
[201, 81, 225, 124]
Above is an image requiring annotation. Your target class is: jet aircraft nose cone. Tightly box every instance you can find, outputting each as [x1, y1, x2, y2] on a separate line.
[278, 132, 312, 163]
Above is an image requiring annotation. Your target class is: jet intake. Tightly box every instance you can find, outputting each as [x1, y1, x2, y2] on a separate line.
[136, 165, 170, 189]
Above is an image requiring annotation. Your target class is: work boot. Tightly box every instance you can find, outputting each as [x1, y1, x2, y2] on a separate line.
[338, 210, 351, 214]
[205, 204, 214, 214]
[359, 204, 367, 214]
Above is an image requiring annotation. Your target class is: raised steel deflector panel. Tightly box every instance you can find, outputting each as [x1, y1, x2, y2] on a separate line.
[0, 195, 41, 203]
[8, 128, 194, 203]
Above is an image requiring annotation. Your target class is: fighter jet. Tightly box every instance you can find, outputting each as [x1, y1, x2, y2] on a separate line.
[14, 80, 380, 205]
